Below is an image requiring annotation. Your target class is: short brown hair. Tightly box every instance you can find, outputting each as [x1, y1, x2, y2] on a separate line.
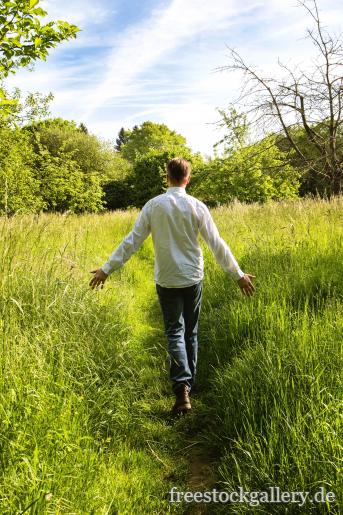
[167, 158, 191, 184]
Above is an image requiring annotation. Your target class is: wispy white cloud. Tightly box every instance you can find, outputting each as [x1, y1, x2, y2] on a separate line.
[5, 0, 343, 155]
[82, 0, 343, 152]
[39, 0, 115, 49]
[81, 0, 249, 118]
[41, 0, 111, 27]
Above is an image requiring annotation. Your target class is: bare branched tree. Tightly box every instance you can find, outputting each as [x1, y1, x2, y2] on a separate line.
[219, 0, 343, 196]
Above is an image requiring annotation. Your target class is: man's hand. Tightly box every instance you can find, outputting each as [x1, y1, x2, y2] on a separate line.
[237, 273, 256, 297]
[89, 269, 108, 290]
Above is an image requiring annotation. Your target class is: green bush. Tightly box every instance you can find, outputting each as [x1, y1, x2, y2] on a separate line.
[26, 118, 128, 183]
[102, 177, 134, 210]
[191, 136, 300, 204]
[0, 127, 44, 215]
[130, 148, 202, 207]
[34, 147, 104, 213]
[120, 121, 189, 163]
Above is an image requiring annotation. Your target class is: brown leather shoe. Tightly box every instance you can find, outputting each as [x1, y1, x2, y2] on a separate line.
[172, 384, 191, 414]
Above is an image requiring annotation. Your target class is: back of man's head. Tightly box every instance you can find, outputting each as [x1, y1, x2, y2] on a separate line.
[167, 158, 191, 185]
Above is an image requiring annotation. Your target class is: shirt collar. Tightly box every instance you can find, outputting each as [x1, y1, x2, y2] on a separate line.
[166, 186, 187, 195]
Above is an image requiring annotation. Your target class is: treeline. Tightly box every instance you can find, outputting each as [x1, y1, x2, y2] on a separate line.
[1, 101, 309, 216]
[1, 96, 338, 216]
[1, 0, 342, 216]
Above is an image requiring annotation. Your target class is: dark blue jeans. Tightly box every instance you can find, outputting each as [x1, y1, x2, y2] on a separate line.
[156, 280, 203, 393]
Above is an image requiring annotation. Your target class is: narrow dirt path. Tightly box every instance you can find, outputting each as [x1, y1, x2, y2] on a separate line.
[169, 393, 222, 515]
[186, 443, 219, 514]
[136, 277, 222, 514]
[187, 445, 217, 491]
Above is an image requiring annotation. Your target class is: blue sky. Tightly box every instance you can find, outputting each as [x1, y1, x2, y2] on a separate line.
[6, 0, 343, 156]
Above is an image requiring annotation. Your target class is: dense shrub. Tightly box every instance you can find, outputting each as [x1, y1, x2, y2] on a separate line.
[26, 118, 128, 183]
[34, 147, 104, 213]
[130, 148, 202, 207]
[102, 178, 134, 210]
[0, 127, 44, 215]
[119, 121, 189, 163]
[191, 136, 300, 204]
[0, 116, 303, 215]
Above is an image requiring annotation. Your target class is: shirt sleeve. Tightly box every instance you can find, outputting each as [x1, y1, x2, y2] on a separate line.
[198, 203, 244, 280]
[101, 202, 151, 276]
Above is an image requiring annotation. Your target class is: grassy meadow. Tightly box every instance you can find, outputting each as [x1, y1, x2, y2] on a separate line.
[0, 197, 342, 514]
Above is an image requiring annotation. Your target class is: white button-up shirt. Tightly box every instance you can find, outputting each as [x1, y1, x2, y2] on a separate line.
[101, 186, 244, 288]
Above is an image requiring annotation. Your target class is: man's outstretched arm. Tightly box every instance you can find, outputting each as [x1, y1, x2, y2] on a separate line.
[89, 203, 151, 289]
[198, 203, 256, 296]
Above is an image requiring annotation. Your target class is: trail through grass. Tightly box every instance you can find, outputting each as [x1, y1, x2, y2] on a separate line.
[1, 198, 342, 514]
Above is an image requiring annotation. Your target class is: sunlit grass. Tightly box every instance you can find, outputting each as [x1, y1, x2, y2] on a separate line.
[199, 197, 343, 514]
[0, 197, 342, 513]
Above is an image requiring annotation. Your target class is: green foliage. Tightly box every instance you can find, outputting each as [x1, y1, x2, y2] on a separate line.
[276, 123, 343, 196]
[0, 106, 301, 214]
[192, 136, 300, 205]
[107, 123, 203, 209]
[213, 107, 249, 156]
[103, 178, 134, 210]
[131, 148, 201, 207]
[0, 199, 341, 512]
[99, 142, 134, 211]
[0, 113, 134, 215]
[120, 121, 189, 163]
[34, 146, 104, 213]
[79, 122, 88, 134]
[106, 152, 133, 181]
[0, 0, 78, 117]
[0, 126, 43, 215]
[0, 0, 79, 78]
[115, 126, 127, 151]
[26, 118, 132, 184]
[0, 121, 106, 216]
[131, 150, 169, 207]
[1, 87, 54, 128]
[0, 86, 18, 120]
[28, 116, 79, 134]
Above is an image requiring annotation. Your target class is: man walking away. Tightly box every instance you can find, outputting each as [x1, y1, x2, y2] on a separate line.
[90, 158, 255, 415]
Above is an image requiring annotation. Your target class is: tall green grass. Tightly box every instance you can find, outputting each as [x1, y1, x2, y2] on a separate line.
[198, 198, 343, 513]
[0, 212, 187, 514]
[0, 197, 342, 513]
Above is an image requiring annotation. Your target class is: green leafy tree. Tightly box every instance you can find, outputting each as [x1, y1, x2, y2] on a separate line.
[102, 178, 134, 211]
[115, 127, 128, 151]
[26, 118, 130, 183]
[106, 152, 132, 181]
[276, 122, 343, 196]
[120, 121, 189, 162]
[0, 126, 43, 215]
[106, 121, 199, 209]
[79, 122, 88, 134]
[213, 107, 249, 156]
[1, 87, 53, 128]
[192, 136, 300, 205]
[0, 0, 79, 115]
[23, 117, 134, 213]
[131, 148, 202, 207]
[0, 121, 105, 215]
[101, 153, 134, 210]
[34, 145, 104, 213]
[0, 0, 79, 76]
